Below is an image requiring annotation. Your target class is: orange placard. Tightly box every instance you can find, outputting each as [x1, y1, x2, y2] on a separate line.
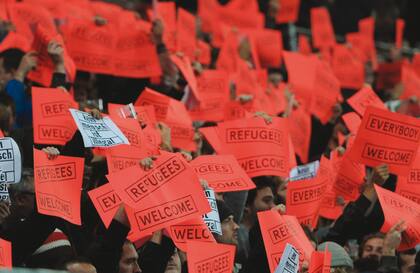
[376, 62, 402, 90]
[308, 249, 331, 273]
[276, 0, 300, 24]
[177, 8, 197, 60]
[108, 103, 157, 126]
[32, 87, 78, 146]
[197, 40, 211, 65]
[156, 1, 176, 51]
[251, 28, 283, 68]
[166, 216, 215, 251]
[187, 241, 235, 273]
[286, 157, 332, 228]
[332, 44, 365, 90]
[288, 107, 311, 163]
[396, 19, 405, 49]
[112, 118, 147, 151]
[348, 106, 420, 175]
[342, 112, 362, 135]
[319, 190, 343, 220]
[190, 155, 255, 192]
[396, 152, 420, 205]
[298, 34, 311, 55]
[33, 148, 84, 225]
[106, 145, 149, 174]
[107, 153, 210, 236]
[88, 182, 122, 228]
[310, 7, 335, 49]
[0, 31, 31, 53]
[0, 238, 12, 268]
[375, 184, 420, 250]
[0, 130, 4, 138]
[258, 210, 314, 273]
[216, 117, 290, 178]
[401, 65, 420, 99]
[347, 86, 386, 116]
[113, 21, 162, 79]
[189, 70, 230, 122]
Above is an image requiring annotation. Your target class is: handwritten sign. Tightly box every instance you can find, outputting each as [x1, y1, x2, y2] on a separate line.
[69, 109, 129, 148]
[348, 106, 420, 175]
[202, 188, 222, 235]
[274, 243, 299, 273]
[34, 148, 84, 225]
[0, 137, 21, 184]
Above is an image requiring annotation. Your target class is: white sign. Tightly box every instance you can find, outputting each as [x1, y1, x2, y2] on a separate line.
[289, 161, 319, 182]
[69, 109, 129, 148]
[118, 103, 137, 119]
[0, 183, 9, 202]
[274, 243, 299, 273]
[0, 137, 21, 184]
[202, 188, 222, 235]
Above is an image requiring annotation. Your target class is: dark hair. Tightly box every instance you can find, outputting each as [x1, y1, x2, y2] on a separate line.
[0, 48, 25, 72]
[358, 232, 385, 258]
[301, 224, 318, 246]
[246, 176, 276, 207]
[0, 92, 14, 132]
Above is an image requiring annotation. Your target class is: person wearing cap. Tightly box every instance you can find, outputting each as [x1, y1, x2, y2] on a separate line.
[214, 199, 240, 246]
[318, 241, 354, 273]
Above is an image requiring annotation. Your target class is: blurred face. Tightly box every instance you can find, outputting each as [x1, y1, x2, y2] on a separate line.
[165, 249, 182, 273]
[361, 237, 384, 260]
[0, 104, 14, 135]
[119, 242, 141, 273]
[216, 215, 239, 245]
[253, 187, 275, 212]
[0, 58, 14, 89]
[399, 253, 416, 273]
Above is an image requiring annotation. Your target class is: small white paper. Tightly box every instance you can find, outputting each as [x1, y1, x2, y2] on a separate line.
[0, 183, 9, 202]
[0, 137, 22, 184]
[274, 243, 300, 273]
[69, 109, 129, 148]
[202, 188, 222, 235]
[119, 103, 137, 119]
[289, 161, 320, 182]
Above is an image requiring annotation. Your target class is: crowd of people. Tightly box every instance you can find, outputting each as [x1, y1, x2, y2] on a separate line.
[0, 0, 420, 272]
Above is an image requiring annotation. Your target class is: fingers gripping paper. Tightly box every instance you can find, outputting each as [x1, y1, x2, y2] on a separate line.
[190, 155, 255, 192]
[217, 117, 290, 178]
[375, 185, 420, 250]
[33, 148, 84, 225]
[69, 109, 129, 148]
[0, 137, 21, 184]
[258, 210, 314, 273]
[348, 106, 420, 175]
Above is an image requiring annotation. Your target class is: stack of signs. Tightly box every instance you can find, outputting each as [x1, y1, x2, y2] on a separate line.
[202, 188, 222, 235]
[0, 138, 22, 202]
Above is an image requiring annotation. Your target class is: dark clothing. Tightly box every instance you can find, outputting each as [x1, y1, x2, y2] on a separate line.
[138, 236, 176, 273]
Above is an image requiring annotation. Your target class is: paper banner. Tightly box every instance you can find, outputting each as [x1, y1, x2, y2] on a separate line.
[187, 241, 236, 273]
[375, 184, 420, 250]
[190, 155, 255, 192]
[0, 238, 12, 268]
[348, 106, 420, 175]
[32, 87, 78, 146]
[274, 243, 299, 273]
[88, 182, 122, 228]
[108, 152, 210, 236]
[258, 210, 314, 273]
[202, 188, 222, 235]
[69, 109, 129, 148]
[216, 117, 290, 178]
[33, 148, 84, 225]
[347, 87, 386, 116]
[0, 137, 21, 184]
[167, 216, 215, 252]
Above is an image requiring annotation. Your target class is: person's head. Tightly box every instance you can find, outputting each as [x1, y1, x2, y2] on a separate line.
[65, 257, 97, 273]
[0, 92, 14, 135]
[164, 248, 182, 273]
[8, 168, 35, 219]
[245, 176, 276, 218]
[214, 199, 239, 245]
[0, 48, 24, 88]
[355, 233, 385, 271]
[119, 240, 141, 273]
[318, 241, 353, 272]
[398, 249, 417, 273]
